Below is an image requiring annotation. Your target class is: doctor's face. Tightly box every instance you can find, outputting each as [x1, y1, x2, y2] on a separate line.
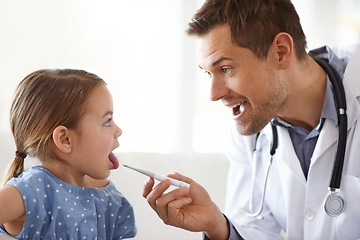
[199, 24, 287, 135]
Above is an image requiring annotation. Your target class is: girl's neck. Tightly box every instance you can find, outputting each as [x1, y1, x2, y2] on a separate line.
[42, 162, 109, 188]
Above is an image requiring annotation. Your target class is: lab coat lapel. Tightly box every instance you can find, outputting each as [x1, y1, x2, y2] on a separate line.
[342, 44, 360, 130]
[275, 125, 307, 185]
[311, 44, 360, 165]
[311, 120, 337, 165]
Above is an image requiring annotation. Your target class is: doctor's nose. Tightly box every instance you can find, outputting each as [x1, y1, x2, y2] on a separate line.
[209, 76, 230, 101]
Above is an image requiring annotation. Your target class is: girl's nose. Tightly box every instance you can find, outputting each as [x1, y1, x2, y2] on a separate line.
[114, 123, 122, 138]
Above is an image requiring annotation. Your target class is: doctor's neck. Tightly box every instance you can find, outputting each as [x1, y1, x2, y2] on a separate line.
[276, 55, 327, 131]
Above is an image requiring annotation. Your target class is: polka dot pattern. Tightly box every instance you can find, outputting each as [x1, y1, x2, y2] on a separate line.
[0, 166, 137, 239]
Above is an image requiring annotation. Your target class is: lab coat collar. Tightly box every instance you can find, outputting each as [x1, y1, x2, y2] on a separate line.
[308, 45, 347, 80]
[311, 44, 360, 164]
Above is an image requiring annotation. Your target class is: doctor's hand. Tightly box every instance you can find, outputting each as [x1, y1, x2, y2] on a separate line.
[142, 172, 229, 240]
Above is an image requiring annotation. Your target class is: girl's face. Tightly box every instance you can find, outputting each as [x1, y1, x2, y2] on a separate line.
[68, 85, 122, 182]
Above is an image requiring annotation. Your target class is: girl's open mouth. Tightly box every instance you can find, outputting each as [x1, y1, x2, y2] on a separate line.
[109, 152, 119, 169]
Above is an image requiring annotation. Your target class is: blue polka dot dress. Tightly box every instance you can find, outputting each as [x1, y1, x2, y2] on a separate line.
[0, 166, 136, 239]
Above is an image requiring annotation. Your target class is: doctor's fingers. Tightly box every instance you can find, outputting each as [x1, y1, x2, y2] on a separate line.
[167, 172, 194, 184]
[142, 177, 155, 199]
[144, 178, 173, 212]
[155, 186, 191, 223]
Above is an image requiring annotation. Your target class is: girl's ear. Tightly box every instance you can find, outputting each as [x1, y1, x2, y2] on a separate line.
[52, 126, 72, 153]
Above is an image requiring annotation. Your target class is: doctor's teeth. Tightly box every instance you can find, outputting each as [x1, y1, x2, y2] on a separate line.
[239, 104, 245, 112]
[229, 102, 242, 109]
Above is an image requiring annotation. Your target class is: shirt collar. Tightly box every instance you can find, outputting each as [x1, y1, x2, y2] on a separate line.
[321, 78, 338, 125]
[308, 45, 347, 80]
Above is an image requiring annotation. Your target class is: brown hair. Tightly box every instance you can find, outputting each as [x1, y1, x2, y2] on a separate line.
[1, 69, 106, 186]
[186, 0, 307, 60]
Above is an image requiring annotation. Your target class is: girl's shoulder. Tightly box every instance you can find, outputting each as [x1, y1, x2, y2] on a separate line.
[6, 166, 50, 188]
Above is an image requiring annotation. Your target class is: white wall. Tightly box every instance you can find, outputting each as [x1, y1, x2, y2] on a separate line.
[292, 0, 360, 50]
[0, 0, 233, 154]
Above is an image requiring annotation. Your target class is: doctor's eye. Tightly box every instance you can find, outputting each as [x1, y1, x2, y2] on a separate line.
[221, 67, 231, 75]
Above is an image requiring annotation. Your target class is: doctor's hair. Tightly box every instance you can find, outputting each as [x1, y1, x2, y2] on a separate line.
[1, 69, 106, 186]
[186, 0, 307, 60]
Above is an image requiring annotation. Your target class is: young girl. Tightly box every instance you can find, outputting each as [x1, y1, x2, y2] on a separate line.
[0, 69, 136, 239]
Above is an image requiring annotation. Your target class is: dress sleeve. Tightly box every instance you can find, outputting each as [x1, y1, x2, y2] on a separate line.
[112, 188, 137, 239]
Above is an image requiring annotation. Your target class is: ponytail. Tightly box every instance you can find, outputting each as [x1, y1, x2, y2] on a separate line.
[1, 151, 26, 187]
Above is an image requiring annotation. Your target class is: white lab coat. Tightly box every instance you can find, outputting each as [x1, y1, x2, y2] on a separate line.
[224, 44, 360, 240]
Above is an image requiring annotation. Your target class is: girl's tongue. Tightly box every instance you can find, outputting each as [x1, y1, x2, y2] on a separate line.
[109, 152, 119, 169]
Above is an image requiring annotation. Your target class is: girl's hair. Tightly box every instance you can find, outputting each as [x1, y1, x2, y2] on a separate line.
[186, 0, 307, 60]
[1, 69, 106, 186]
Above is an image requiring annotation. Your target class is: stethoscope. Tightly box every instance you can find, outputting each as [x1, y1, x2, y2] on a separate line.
[244, 58, 347, 219]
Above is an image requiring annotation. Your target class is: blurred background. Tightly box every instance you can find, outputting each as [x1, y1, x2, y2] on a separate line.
[0, 0, 359, 239]
[0, 0, 360, 153]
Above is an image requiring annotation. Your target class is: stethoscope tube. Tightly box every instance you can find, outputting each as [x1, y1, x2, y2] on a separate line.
[313, 58, 347, 190]
[244, 123, 278, 219]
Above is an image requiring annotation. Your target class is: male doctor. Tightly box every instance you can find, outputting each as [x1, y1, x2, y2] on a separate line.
[143, 0, 360, 239]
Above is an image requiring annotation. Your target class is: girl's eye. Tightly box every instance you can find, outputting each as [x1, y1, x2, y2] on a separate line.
[105, 118, 112, 127]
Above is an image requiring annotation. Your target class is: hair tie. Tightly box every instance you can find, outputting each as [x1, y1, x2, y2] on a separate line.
[15, 151, 27, 159]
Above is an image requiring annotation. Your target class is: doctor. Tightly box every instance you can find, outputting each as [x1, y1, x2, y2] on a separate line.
[143, 0, 360, 239]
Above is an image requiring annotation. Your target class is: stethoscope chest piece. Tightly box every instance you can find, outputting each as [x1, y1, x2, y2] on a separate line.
[324, 190, 346, 217]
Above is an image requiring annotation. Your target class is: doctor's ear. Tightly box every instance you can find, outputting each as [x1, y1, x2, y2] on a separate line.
[270, 32, 293, 69]
[52, 125, 72, 153]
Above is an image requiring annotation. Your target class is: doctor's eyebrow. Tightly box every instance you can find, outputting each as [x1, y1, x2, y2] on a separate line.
[212, 57, 231, 67]
[198, 56, 232, 70]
